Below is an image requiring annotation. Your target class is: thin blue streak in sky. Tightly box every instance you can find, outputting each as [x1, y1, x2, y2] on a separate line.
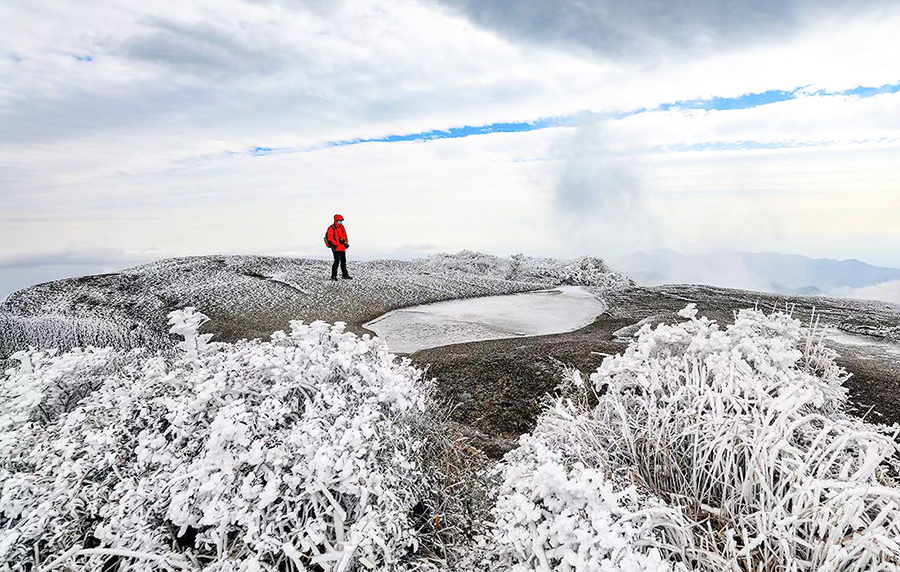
[840, 83, 900, 97]
[657, 83, 900, 113]
[324, 116, 580, 147]
[246, 114, 592, 155]
[659, 89, 796, 111]
[245, 82, 900, 156]
[249, 146, 291, 155]
[652, 141, 811, 152]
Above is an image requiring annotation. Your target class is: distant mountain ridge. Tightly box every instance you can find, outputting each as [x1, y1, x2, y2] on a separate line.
[615, 250, 900, 297]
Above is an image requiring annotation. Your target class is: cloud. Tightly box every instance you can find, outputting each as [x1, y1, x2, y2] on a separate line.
[0, 248, 158, 269]
[551, 124, 660, 258]
[605, 90, 900, 152]
[837, 280, 900, 305]
[429, 0, 895, 62]
[120, 16, 288, 77]
[614, 250, 778, 292]
[834, 280, 900, 304]
[1, 0, 900, 276]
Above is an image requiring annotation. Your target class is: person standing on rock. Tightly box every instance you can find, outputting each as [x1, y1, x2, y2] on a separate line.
[324, 214, 352, 281]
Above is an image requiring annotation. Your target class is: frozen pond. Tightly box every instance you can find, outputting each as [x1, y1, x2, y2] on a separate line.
[363, 286, 605, 353]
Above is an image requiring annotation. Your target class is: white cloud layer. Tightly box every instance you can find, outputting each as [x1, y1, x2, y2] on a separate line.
[836, 281, 900, 305]
[2, 0, 900, 290]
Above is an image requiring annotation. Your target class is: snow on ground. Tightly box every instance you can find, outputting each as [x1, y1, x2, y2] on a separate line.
[364, 286, 606, 353]
[0, 251, 631, 360]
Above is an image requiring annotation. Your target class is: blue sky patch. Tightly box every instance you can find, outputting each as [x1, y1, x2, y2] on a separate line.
[840, 83, 900, 97]
[245, 81, 900, 156]
[658, 82, 900, 113]
[659, 89, 796, 111]
[250, 146, 283, 155]
[246, 115, 586, 155]
[325, 117, 571, 147]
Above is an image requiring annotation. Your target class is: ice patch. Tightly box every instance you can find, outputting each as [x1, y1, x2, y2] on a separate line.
[363, 285, 605, 353]
[824, 326, 900, 357]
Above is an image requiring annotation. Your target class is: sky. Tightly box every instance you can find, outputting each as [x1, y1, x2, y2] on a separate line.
[2, 0, 899, 297]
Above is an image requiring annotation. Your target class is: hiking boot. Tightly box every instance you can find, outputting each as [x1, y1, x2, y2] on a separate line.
[342, 275, 353, 280]
[330, 276, 338, 281]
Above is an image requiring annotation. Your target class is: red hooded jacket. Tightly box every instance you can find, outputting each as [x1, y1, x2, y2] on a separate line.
[326, 214, 348, 252]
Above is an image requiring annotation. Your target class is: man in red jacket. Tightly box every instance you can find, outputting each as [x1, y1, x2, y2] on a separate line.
[325, 214, 352, 280]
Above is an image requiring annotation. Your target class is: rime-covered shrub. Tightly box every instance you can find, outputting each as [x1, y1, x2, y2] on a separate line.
[487, 393, 701, 572]
[418, 251, 502, 277]
[0, 308, 458, 571]
[590, 305, 900, 570]
[504, 254, 632, 290]
[488, 305, 900, 571]
[0, 346, 151, 471]
[419, 251, 632, 290]
[1, 347, 141, 427]
[0, 312, 167, 359]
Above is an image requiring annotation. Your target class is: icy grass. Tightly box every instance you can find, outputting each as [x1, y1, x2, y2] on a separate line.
[489, 305, 900, 571]
[0, 312, 166, 361]
[1, 309, 487, 571]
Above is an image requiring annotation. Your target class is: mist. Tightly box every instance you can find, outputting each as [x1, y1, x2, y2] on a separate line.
[552, 124, 661, 259]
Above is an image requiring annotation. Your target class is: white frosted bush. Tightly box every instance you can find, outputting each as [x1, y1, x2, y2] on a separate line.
[0, 309, 447, 571]
[6, 299, 898, 571]
[505, 254, 632, 289]
[419, 251, 632, 290]
[590, 305, 900, 570]
[489, 305, 900, 571]
[488, 395, 701, 572]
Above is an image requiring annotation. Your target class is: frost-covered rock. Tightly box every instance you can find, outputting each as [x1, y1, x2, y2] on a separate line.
[0, 309, 450, 571]
[0, 251, 633, 359]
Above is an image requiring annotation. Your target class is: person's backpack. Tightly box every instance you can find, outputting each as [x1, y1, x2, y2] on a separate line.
[324, 226, 334, 249]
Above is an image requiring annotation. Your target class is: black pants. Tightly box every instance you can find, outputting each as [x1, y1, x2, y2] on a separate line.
[332, 250, 348, 278]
